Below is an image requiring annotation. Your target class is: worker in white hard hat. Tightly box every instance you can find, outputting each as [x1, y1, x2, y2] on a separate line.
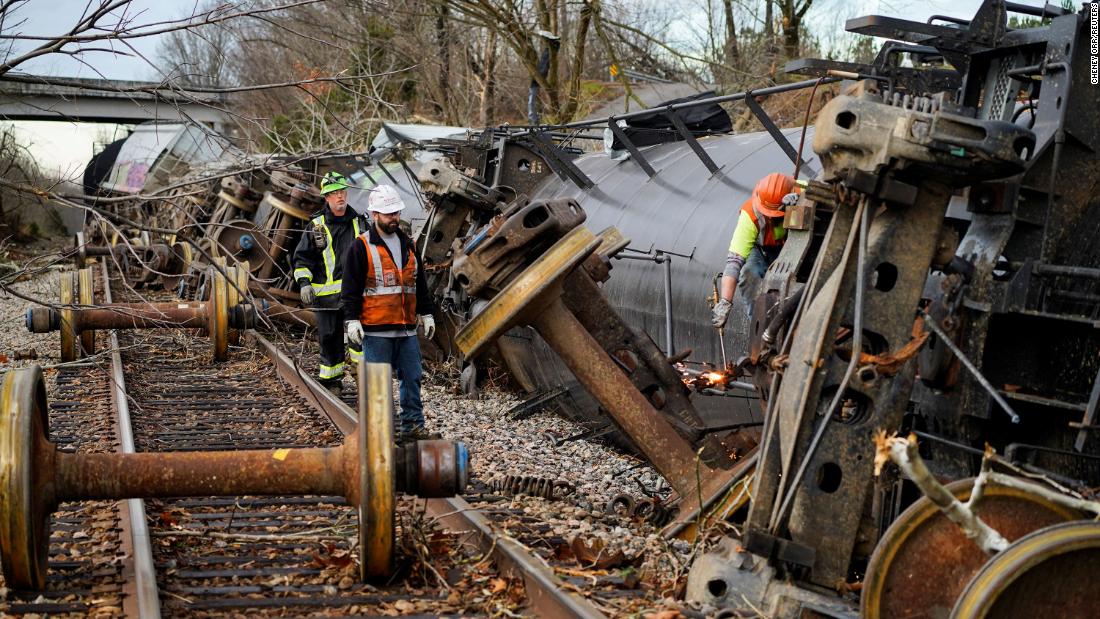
[340, 184, 436, 441]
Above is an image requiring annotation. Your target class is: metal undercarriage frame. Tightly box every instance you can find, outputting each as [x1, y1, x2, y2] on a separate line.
[690, 0, 1099, 615]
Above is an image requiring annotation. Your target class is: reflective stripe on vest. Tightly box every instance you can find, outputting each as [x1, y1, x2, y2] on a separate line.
[311, 215, 360, 296]
[358, 234, 418, 326]
[364, 240, 417, 295]
[741, 201, 785, 248]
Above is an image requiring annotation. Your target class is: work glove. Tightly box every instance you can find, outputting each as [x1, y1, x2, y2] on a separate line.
[345, 320, 364, 346]
[297, 279, 314, 305]
[782, 192, 800, 207]
[419, 314, 436, 340]
[711, 298, 733, 329]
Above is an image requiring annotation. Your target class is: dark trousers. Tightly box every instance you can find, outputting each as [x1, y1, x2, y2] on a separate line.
[314, 293, 346, 384]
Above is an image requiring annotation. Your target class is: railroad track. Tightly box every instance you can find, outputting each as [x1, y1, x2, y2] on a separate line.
[283, 334, 682, 617]
[0, 261, 620, 618]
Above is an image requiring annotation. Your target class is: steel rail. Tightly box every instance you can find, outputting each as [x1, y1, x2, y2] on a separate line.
[246, 330, 356, 434]
[100, 260, 162, 619]
[245, 328, 607, 619]
[424, 497, 608, 619]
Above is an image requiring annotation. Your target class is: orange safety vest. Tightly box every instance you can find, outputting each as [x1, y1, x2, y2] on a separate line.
[740, 199, 785, 248]
[358, 235, 418, 327]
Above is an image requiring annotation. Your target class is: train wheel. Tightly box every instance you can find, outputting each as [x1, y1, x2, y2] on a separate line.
[78, 267, 95, 357]
[208, 264, 229, 361]
[159, 241, 192, 292]
[359, 362, 395, 580]
[0, 366, 52, 590]
[225, 265, 241, 346]
[59, 272, 79, 362]
[951, 520, 1100, 618]
[862, 478, 1083, 619]
[266, 192, 312, 221]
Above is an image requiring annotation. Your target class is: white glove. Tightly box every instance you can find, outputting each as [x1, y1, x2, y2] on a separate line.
[781, 192, 800, 207]
[299, 285, 316, 306]
[419, 314, 435, 339]
[345, 320, 364, 345]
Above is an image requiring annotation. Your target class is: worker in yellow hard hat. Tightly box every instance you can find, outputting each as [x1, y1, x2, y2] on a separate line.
[291, 171, 368, 396]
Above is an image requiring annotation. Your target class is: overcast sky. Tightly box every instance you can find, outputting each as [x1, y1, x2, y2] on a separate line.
[2, 0, 1054, 177]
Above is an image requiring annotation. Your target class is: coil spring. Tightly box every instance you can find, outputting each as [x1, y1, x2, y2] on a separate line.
[604, 493, 676, 526]
[490, 475, 575, 500]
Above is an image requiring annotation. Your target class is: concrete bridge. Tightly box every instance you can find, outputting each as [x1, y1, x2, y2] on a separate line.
[0, 74, 230, 127]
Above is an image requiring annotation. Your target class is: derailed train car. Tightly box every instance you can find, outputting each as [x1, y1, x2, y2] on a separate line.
[79, 0, 1099, 614]
[408, 0, 1100, 616]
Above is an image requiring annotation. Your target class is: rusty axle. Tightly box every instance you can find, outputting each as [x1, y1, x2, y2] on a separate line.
[0, 363, 469, 590]
[26, 301, 254, 333]
[50, 432, 454, 505]
[25, 265, 251, 362]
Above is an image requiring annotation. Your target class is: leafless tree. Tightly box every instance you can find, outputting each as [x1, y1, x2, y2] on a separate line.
[0, 125, 53, 241]
[0, 1, 402, 311]
[776, 0, 812, 59]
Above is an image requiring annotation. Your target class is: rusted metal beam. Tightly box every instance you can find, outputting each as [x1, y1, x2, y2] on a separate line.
[533, 298, 709, 488]
[453, 224, 749, 532]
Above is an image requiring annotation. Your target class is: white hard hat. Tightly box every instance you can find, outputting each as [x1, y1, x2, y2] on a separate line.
[367, 184, 405, 214]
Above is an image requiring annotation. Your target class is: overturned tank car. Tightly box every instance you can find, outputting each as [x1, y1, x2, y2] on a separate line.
[410, 0, 1100, 616]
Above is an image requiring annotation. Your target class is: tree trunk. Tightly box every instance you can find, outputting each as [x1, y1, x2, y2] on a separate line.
[783, 14, 800, 59]
[478, 29, 497, 126]
[560, 2, 593, 121]
[721, 0, 739, 86]
[435, 2, 451, 122]
[534, 0, 560, 120]
[765, 0, 774, 42]
[780, 0, 812, 61]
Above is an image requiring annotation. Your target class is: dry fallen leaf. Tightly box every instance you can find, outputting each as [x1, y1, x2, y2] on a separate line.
[570, 536, 630, 570]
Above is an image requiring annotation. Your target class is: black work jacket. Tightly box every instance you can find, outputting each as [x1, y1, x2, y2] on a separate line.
[291, 207, 368, 290]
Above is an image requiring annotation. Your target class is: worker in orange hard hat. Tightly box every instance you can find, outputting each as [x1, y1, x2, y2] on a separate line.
[712, 172, 801, 328]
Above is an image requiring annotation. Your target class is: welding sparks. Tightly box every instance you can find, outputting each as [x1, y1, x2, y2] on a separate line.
[703, 371, 725, 384]
[676, 364, 736, 392]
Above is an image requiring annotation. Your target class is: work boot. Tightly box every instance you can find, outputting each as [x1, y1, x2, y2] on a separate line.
[398, 426, 439, 443]
[322, 380, 343, 398]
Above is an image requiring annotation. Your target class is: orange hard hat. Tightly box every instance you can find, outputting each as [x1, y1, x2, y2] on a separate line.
[752, 172, 796, 218]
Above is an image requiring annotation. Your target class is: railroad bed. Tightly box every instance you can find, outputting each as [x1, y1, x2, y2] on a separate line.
[0, 262, 692, 617]
[0, 265, 518, 617]
[276, 332, 693, 616]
